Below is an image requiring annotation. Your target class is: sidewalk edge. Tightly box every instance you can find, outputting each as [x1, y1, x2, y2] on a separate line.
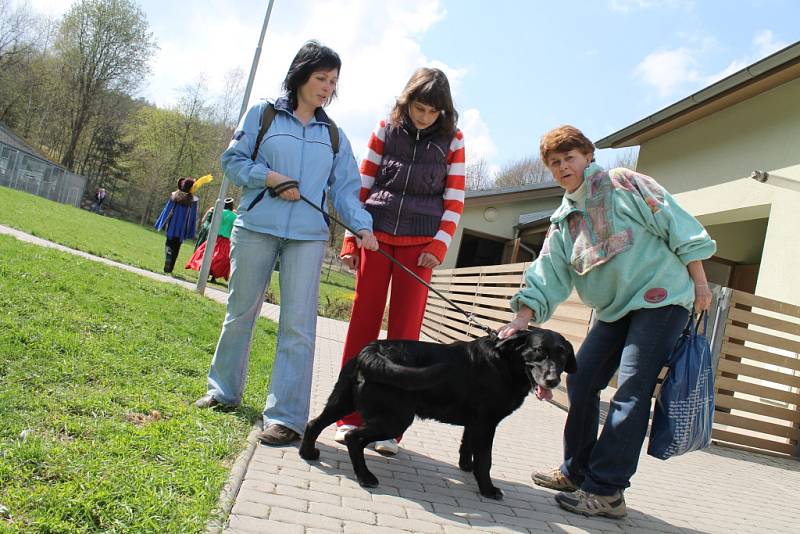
[205, 418, 263, 533]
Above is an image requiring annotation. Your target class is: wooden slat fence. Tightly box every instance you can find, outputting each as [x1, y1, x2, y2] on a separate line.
[712, 289, 800, 457]
[421, 262, 593, 408]
[422, 266, 800, 458]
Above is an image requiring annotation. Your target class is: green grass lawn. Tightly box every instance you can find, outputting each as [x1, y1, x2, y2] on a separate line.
[0, 235, 276, 532]
[0, 186, 355, 316]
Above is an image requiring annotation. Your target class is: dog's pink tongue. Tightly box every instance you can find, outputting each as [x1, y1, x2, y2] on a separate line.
[535, 385, 553, 401]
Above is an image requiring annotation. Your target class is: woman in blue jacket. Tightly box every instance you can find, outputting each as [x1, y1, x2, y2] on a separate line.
[195, 41, 378, 446]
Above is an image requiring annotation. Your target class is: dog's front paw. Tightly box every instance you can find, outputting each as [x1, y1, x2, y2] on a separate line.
[298, 445, 320, 461]
[356, 470, 380, 488]
[480, 486, 504, 500]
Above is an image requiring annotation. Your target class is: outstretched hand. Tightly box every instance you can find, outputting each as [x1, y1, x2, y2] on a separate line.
[497, 316, 530, 339]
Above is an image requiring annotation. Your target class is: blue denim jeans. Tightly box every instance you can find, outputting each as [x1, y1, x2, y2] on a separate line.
[560, 305, 689, 495]
[206, 226, 326, 434]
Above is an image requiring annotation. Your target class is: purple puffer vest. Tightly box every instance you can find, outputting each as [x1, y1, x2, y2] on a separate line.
[364, 118, 451, 236]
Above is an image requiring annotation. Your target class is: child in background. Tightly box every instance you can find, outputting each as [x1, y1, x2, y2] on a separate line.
[185, 198, 237, 283]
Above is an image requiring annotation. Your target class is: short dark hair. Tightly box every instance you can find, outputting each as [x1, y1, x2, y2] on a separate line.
[390, 68, 458, 137]
[282, 40, 341, 108]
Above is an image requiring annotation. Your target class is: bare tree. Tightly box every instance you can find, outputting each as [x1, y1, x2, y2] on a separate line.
[465, 158, 493, 191]
[609, 148, 638, 170]
[0, 0, 37, 69]
[216, 67, 245, 129]
[494, 156, 551, 188]
[55, 0, 157, 170]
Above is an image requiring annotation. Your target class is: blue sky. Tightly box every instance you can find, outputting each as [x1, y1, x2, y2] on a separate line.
[27, 0, 800, 176]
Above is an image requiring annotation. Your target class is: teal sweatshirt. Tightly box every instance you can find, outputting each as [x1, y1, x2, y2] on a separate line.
[510, 163, 716, 323]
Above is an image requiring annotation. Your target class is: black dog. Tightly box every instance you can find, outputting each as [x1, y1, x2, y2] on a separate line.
[299, 328, 576, 499]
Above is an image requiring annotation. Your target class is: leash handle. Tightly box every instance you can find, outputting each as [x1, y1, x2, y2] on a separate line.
[291, 192, 497, 337]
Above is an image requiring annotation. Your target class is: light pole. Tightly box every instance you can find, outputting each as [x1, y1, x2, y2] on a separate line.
[196, 0, 276, 295]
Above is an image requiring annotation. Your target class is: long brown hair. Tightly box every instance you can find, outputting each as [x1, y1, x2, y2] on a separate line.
[390, 68, 458, 137]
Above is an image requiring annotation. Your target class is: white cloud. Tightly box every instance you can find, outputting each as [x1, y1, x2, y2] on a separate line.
[634, 47, 700, 98]
[168, 0, 499, 170]
[704, 30, 788, 86]
[609, 0, 693, 12]
[753, 30, 787, 57]
[459, 108, 499, 175]
[634, 30, 789, 99]
[22, 0, 500, 173]
[22, 0, 72, 17]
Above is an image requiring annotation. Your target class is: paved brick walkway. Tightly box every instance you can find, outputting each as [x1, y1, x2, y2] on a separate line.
[3, 225, 798, 534]
[227, 315, 800, 534]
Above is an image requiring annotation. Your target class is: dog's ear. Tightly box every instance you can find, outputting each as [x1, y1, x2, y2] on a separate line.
[494, 330, 529, 351]
[564, 342, 577, 374]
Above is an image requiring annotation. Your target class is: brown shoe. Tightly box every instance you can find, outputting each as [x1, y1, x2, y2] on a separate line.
[193, 394, 237, 411]
[532, 467, 578, 492]
[258, 424, 300, 446]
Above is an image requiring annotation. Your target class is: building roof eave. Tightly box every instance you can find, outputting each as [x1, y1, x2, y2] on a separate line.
[465, 183, 563, 207]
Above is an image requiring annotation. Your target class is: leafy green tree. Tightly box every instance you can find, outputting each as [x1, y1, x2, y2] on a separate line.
[54, 0, 157, 170]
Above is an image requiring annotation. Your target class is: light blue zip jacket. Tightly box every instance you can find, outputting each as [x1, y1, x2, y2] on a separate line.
[221, 97, 372, 240]
[510, 163, 716, 323]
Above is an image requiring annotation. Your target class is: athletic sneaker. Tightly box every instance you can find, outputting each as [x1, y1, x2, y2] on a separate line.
[372, 438, 399, 455]
[555, 489, 627, 519]
[334, 424, 356, 443]
[532, 467, 578, 492]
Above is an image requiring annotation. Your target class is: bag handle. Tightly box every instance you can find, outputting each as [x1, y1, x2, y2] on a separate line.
[690, 310, 708, 336]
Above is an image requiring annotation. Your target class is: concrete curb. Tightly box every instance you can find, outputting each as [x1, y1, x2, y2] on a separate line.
[205, 418, 263, 534]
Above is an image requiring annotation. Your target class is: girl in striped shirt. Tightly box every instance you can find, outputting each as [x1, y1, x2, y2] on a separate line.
[335, 68, 466, 454]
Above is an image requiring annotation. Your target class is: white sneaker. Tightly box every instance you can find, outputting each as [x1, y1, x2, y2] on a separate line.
[333, 424, 356, 444]
[372, 438, 399, 455]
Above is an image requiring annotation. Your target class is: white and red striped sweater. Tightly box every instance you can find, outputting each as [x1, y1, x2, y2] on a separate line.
[341, 120, 465, 263]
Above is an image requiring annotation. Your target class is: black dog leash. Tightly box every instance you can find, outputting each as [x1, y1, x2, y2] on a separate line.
[267, 184, 497, 337]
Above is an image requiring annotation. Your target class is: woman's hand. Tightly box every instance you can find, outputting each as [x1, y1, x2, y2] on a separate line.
[687, 260, 712, 312]
[694, 283, 713, 312]
[341, 253, 359, 271]
[417, 252, 440, 269]
[498, 306, 534, 339]
[356, 230, 378, 251]
[266, 171, 300, 201]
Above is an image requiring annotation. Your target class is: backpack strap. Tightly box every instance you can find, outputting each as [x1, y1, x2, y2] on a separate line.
[250, 101, 340, 161]
[327, 118, 340, 155]
[251, 103, 278, 162]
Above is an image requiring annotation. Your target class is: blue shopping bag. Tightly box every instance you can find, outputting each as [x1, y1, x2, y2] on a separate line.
[647, 312, 715, 460]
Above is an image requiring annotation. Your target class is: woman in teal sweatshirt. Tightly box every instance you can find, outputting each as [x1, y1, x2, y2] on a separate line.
[498, 125, 715, 519]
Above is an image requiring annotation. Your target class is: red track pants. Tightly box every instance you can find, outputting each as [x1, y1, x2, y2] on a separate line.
[338, 242, 433, 429]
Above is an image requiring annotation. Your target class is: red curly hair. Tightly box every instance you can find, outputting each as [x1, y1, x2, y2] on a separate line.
[539, 125, 595, 163]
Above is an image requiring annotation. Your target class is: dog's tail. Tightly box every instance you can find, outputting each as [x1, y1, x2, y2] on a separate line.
[358, 346, 451, 391]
